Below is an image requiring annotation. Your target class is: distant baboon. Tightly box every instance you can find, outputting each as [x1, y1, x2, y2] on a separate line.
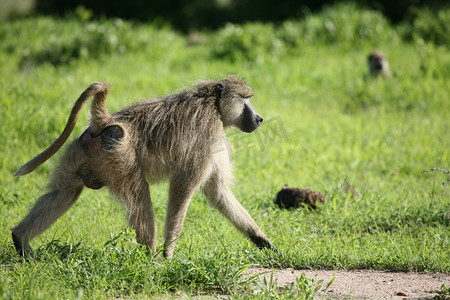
[275, 184, 325, 210]
[367, 50, 392, 78]
[12, 76, 275, 258]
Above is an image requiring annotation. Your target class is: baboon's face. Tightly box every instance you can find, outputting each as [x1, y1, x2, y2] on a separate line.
[368, 54, 387, 74]
[217, 81, 264, 133]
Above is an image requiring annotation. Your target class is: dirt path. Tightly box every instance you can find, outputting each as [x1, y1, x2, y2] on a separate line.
[245, 268, 449, 299]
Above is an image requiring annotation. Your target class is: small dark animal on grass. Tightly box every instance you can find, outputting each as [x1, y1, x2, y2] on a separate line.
[275, 184, 325, 209]
[11, 75, 275, 259]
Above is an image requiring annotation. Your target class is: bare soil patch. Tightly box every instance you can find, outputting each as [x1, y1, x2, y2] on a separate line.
[245, 268, 449, 299]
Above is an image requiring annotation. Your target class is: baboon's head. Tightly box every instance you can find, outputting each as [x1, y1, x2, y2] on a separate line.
[368, 50, 389, 76]
[214, 76, 264, 133]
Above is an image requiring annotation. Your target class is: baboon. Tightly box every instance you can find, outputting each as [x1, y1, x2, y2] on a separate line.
[275, 184, 325, 210]
[12, 76, 275, 258]
[367, 50, 392, 78]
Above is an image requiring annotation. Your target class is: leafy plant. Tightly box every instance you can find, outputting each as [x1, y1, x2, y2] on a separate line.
[286, 3, 398, 47]
[210, 3, 400, 62]
[210, 22, 281, 62]
[0, 16, 182, 66]
[248, 270, 334, 299]
[433, 284, 450, 299]
[404, 7, 450, 46]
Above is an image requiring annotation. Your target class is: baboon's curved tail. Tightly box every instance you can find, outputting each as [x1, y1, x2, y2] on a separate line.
[14, 82, 111, 176]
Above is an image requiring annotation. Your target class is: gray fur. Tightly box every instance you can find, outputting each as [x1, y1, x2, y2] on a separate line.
[11, 75, 274, 258]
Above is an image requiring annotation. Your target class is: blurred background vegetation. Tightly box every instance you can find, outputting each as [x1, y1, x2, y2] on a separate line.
[1, 0, 449, 34]
[1, 1, 448, 69]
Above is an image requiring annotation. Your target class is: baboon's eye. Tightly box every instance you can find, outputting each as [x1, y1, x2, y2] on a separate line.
[215, 84, 224, 98]
[215, 83, 224, 92]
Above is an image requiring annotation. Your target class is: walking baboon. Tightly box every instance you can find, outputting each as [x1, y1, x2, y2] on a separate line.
[12, 76, 275, 258]
[367, 50, 392, 78]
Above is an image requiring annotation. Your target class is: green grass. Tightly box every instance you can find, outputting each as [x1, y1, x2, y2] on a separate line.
[1, 6, 449, 299]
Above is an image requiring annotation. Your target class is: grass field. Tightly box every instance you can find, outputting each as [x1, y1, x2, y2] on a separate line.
[1, 5, 449, 299]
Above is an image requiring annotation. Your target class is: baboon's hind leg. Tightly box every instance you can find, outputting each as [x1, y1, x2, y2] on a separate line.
[11, 178, 84, 257]
[11, 143, 86, 258]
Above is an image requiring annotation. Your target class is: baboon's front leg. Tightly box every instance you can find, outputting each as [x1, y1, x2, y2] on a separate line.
[111, 177, 157, 253]
[202, 171, 275, 251]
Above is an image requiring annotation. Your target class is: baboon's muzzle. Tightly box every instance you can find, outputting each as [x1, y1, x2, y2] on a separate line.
[240, 99, 263, 133]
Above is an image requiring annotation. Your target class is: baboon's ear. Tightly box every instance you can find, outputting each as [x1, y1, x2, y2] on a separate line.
[215, 83, 224, 99]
